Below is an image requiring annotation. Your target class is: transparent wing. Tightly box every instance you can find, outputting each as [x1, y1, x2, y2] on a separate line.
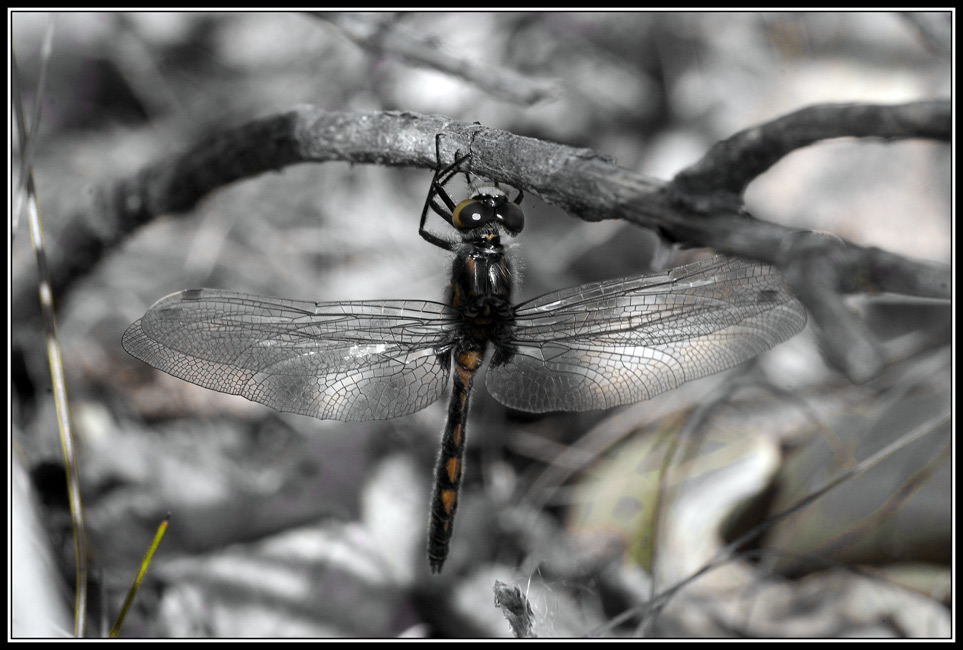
[123, 289, 455, 421]
[486, 255, 807, 413]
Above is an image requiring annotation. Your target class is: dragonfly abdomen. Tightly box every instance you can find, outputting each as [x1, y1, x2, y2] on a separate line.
[427, 243, 516, 573]
[427, 346, 483, 573]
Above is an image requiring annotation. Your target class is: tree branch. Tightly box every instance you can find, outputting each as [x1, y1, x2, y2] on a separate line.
[664, 100, 950, 381]
[13, 103, 950, 383]
[671, 100, 951, 197]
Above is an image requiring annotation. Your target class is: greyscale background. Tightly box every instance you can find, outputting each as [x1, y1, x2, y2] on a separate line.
[11, 11, 951, 638]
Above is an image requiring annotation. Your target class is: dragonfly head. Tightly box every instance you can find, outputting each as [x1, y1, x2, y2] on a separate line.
[451, 188, 525, 238]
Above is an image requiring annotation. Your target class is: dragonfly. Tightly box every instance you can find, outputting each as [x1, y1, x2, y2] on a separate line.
[123, 136, 808, 573]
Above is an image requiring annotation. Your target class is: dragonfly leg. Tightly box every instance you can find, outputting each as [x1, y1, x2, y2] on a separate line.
[419, 134, 471, 251]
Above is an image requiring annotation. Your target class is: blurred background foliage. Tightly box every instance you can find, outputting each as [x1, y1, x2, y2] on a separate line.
[11, 11, 951, 638]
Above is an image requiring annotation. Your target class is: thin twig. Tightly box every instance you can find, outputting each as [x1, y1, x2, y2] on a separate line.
[590, 412, 948, 637]
[110, 513, 170, 638]
[12, 17, 55, 236]
[493, 580, 537, 639]
[13, 22, 89, 637]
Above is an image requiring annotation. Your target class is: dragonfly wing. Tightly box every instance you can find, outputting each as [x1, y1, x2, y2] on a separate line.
[124, 289, 454, 421]
[486, 255, 807, 413]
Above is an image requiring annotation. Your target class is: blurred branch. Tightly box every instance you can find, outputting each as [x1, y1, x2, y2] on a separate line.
[672, 101, 951, 196]
[12, 103, 950, 384]
[12, 19, 55, 235]
[667, 100, 950, 381]
[309, 12, 560, 106]
[899, 11, 951, 55]
[593, 411, 950, 637]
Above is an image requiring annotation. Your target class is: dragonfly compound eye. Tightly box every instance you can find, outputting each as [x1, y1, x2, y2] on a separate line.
[495, 201, 524, 235]
[452, 199, 495, 229]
